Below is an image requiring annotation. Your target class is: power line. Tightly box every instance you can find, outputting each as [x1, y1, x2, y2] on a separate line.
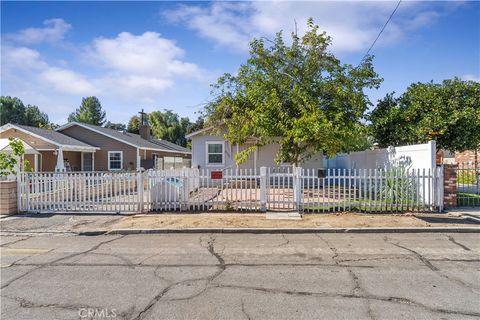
[359, 0, 402, 64]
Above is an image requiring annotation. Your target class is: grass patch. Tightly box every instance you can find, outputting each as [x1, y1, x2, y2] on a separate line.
[457, 192, 480, 207]
[302, 200, 431, 213]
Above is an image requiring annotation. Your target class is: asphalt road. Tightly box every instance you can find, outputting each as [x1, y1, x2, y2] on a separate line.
[1, 232, 479, 320]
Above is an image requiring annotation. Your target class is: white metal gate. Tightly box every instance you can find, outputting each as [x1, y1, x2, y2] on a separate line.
[266, 166, 296, 211]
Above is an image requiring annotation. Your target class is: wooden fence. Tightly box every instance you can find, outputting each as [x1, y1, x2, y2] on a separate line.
[17, 166, 444, 213]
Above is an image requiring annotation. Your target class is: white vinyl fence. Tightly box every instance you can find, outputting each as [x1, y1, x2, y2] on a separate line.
[18, 166, 444, 213]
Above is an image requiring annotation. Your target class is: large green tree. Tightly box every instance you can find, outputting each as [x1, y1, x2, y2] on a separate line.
[369, 78, 480, 152]
[127, 115, 140, 134]
[149, 110, 190, 147]
[68, 96, 106, 126]
[204, 18, 382, 164]
[0, 96, 49, 127]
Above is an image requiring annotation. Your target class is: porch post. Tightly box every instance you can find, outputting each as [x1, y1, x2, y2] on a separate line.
[92, 152, 95, 171]
[34, 154, 38, 172]
[136, 148, 141, 170]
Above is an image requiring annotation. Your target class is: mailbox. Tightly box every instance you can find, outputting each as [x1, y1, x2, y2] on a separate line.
[211, 171, 223, 179]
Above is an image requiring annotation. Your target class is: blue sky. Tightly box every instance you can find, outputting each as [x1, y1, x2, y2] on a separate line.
[1, 1, 479, 125]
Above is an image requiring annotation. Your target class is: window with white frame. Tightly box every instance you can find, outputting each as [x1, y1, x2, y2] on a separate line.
[206, 142, 224, 165]
[108, 151, 123, 170]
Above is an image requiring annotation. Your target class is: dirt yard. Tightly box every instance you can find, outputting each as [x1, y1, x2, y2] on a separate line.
[108, 212, 478, 231]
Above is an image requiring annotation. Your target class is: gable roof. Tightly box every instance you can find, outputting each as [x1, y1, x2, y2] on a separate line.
[56, 122, 191, 154]
[0, 123, 98, 151]
[185, 126, 215, 139]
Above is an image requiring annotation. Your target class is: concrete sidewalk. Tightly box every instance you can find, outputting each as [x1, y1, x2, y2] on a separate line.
[1, 212, 479, 236]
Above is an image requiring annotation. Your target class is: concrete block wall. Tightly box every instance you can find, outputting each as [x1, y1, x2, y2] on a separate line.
[443, 164, 457, 208]
[0, 180, 17, 215]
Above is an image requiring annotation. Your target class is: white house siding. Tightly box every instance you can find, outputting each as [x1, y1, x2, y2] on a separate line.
[191, 133, 324, 169]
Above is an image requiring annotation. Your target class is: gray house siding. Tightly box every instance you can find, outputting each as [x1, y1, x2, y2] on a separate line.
[190, 132, 323, 170]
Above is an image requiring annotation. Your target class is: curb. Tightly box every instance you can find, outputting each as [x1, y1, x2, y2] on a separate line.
[463, 215, 480, 224]
[75, 227, 480, 235]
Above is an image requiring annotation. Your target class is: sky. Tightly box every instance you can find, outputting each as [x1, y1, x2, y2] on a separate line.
[1, 1, 479, 125]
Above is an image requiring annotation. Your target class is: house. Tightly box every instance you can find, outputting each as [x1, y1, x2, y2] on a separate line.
[186, 127, 323, 170]
[0, 123, 99, 171]
[56, 122, 191, 171]
[0, 122, 191, 172]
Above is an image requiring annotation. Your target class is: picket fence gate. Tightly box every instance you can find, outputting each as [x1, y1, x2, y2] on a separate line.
[17, 166, 444, 213]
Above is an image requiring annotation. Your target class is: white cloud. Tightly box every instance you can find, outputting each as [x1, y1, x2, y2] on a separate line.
[462, 74, 480, 82]
[163, 2, 445, 53]
[1, 45, 97, 96]
[1, 25, 208, 123]
[7, 18, 72, 44]
[40, 67, 98, 95]
[86, 31, 204, 95]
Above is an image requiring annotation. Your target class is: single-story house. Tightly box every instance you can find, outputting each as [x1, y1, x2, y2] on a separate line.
[0, 123, 99, 172]
[56, 122, 191, 171]
[186, 127, 323, 170]
[0, 122, 191, 172]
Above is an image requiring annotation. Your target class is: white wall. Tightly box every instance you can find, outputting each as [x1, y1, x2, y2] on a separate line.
[325, 141, 436, 170]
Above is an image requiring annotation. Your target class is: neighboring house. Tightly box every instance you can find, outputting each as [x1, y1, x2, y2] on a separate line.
[0, 123, 98, 171]
[56, 122, 191, 171]
[186, 127, 323, 170]
[0, 122, 191, 172]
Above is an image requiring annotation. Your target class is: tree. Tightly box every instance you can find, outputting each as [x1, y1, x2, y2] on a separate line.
[0, 138, 30, 176]
[204, 18, 382, 165]
[187, 116, 205, 134]
[104, 121, 126, 131]
[127, 116, 140, 134]
[68, 96, 106, 126]
[369, 78, 480, 152]
[0, 96, 50, 127]
[24, 105, 49, 127]
[149, 110, 190, 146]
[0, 96, 25, 125]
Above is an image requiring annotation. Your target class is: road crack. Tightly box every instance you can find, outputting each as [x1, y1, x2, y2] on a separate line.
[1, 235, 125, 290]
[384, 237, 438, 271]
[131, 234, 227, 319]
[241, 299, 252, 320]
[447, 235, 471, 251]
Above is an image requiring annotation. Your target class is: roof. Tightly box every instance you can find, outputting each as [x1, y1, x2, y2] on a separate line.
[151, 138, 191, 153]
[185, 126, 215, 139]
[0, 138, 40, 154]
[56, 122, 191, 154]
[0, 124, 98, 151]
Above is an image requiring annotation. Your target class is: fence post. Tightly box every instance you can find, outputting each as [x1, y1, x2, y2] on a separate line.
[182, 168, 190, 212]
[294, 167, 302, 211]
[137, 170, 144, 213]
[260, 167, 267, 212]
[437, 166, 444, 212]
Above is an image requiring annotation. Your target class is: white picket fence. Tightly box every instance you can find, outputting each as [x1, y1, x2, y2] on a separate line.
[17, 166, 444, 213]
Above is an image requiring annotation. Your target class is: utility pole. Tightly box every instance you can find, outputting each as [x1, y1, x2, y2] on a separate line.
[138, 109, 148, 125]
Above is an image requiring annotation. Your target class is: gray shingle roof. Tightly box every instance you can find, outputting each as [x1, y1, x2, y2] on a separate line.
[14, 124, 96, 149]
[151, 138, 191, 153]
[61, 122, 190, 153]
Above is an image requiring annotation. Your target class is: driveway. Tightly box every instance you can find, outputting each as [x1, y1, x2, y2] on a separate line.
[1, 232, 479, 319]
